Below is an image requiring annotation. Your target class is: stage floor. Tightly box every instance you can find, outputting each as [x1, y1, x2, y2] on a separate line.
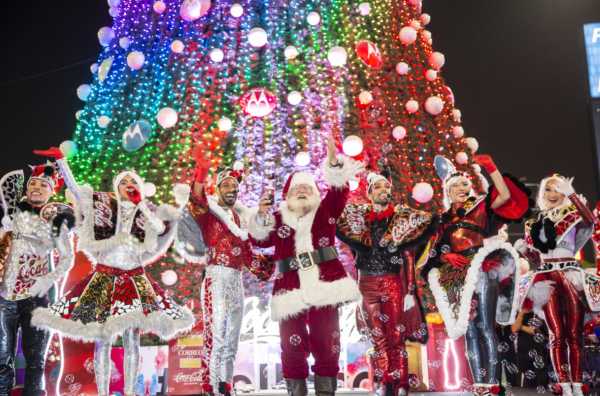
[245, 390, 555, 396]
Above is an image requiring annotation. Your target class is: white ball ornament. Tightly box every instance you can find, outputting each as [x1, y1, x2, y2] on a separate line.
[452, 126, 465, 138]
[425, 69, 438, 81]
[420, 13, 431, 25]
[455, 151, 469, 165]
[107, 0, 120, 7]
[109, 7, 120, 18]
[248, 27, 268, 48]
[327, 46, 348, 67]
[294, 151, 311, 166]
[77, 84, 92, 101]
[405, 99, 419, 114]
[359, 90, 373, 105]
[422, 30, 432, 45]
[119, 37, 131, 49]
[452, 109, 462, 122]
[349, 179, 360, 191]
[465, 137, 479, 153]
[144, 182, 157, 197]
[429, 51, 446, 70]
[424, 96, 444, 115]
[97, 115, 111, 128]
[396, 62, 410, 75]
[209, 48, 224, 62]
[287, 91, 303, 105]
[412, 182, 433, 203]
[161, 270, 178, 286]
[230, 3, 243, 17]
[343, 135, 364, 157]
[307, 12, 321, 26]
[180, 0, 211, 22]
[392, 126, 407, 141]
[157, 107, 178, 128]
[75, 110, 83, 120]
[153, 1, 166, 14]
[97, 27, 115, 47]
[284, 46, 299, 60]
[127, 51, 145, 70]
[358, 2, 371, 16]
[217, 117, 232, 131]
[171, 40, 185, 53]
[399, 26, 418, 45]
[90, 63, 99, 74]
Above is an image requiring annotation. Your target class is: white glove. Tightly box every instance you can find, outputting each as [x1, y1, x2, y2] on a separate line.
[403, 294, 415, 312]
[173, 183, 191, 208]
[139, 201, 166, 233]
[1, 216, 12, 232]
[555, 177, 575, 197]
[28, 276, 55, 298]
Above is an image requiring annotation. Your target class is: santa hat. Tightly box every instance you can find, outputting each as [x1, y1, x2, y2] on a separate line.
[216, 161, 245, 187]
[366, 172, 391, 193]
[283, 171, 319, 197]
[28, 162, 64, 194]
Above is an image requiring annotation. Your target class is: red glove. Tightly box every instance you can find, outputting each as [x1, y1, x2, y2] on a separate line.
[127, 188, 142, 205]
[33, 147, 63, 160]
[441, 253, 470, 269]
[193, 149, 212, 183]
[473, 154, 497, 174]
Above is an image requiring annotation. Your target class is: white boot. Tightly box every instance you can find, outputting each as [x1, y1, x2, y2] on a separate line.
[572, 383, 585, 396]
[560, 383, 573, 396]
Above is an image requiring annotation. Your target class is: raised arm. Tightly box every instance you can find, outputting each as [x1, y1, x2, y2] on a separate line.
[33, 146, 82, 202]
[555, 177, 595, 225]
[474, 154, 510, 209]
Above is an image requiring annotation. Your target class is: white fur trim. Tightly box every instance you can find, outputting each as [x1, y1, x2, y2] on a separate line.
[279, 201, 318, 254]
[428, 237, 520, 340]
[287, 172, 319, 195]
[206, 195, 248, 241]
[270, 266, 360, 321]
[322, 156, 364, 189]
[403, 294, 415, 312]
[31, 306, 195, 343]
[173, 183, 191, 208]
[28, 276, 56, 298]
[248, 213, 275, 241]
[156, 203, 181, 222]
[528, 280, 555, 317]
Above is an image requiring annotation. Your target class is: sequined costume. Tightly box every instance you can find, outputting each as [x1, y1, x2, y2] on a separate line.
[248, 158, 363, 396]
[337, 202, 433, 394]
[31, 158, 194, 396]
[185, 188, 272, 395]
[424, 172, 530, 394]
[0, 166, 73, 396]
[516, 185, 600, 395]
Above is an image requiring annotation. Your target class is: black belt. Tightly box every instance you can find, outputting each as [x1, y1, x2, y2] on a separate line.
[277, 247, 338, 273]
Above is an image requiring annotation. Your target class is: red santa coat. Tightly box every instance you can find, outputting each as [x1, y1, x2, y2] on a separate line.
[248, 163, 361, 321]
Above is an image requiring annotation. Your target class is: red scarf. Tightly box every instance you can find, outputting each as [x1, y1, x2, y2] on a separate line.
[368, 204, 395, 222]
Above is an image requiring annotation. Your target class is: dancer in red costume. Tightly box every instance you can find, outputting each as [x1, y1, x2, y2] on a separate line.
[516, 175, 600, 396]
[248, 137, 363, 396]
[424, 154, 530, 396]
[336, 172, 433, 396]
[181, 159, 272, 396]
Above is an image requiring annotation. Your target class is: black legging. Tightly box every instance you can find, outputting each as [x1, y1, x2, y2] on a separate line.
[465, 271, 500, 384]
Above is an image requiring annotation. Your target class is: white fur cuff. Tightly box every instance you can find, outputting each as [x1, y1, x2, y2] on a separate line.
[248, 213, 275, 241]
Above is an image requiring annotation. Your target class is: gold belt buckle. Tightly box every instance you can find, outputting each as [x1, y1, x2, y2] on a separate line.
[296, 252, 315, 271]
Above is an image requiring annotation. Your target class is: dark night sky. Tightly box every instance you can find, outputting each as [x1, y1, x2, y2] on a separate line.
[1, 1, 600, 200]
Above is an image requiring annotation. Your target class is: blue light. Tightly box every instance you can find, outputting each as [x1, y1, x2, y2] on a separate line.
[584, 23, 600, 98]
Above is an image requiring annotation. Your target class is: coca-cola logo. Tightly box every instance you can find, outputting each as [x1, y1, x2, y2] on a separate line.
[174, 371, 202, 383]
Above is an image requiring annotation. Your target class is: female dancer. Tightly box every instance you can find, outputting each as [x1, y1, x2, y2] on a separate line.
[516, 175, 600, 396]
[31, 146, 195, 396]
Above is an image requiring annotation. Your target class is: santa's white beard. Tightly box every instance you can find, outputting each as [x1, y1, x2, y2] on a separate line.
[286, 194, 320, 217]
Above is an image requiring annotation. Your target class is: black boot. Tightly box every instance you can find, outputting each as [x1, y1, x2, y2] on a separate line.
[285, 379, 308, 396]
[314, 376, 337, 396]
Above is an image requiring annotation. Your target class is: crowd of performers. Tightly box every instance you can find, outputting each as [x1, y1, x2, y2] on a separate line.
[0, 137, 599, 396]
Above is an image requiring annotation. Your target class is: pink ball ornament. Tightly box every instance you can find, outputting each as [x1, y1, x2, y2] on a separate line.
[359, 90, 373, 105]
[465, 137, 479, 153]
[127, 51, 145, 70]
[405, 99, 419, 114]
[343, 135, 364, 157]
[455, 151, 469, 165]
[425, 69, 437, 81]
[412, 182, 433, 204]
[422, 30, 432, 45]
[119, 37, 131, 49]
[452, 109, 462, 122]
[153, 1, 166, 14]
[420, 13, 431, 25]
[161, 270, 178, 286]
[90, 63, 99, 74]
[171, 40, 185, 53]
[399, 26, 418, 45]
[157, 107, 178, 128]
[97, 27, 115, 47]
[109, 7, 120, 18]
[392, 126, 407, 141]
[396, 62, 410, 75]
[180, 0, 211, 22]
[429, 51, 446, 70]
[452, 126, 465, 138]
[77, 84, 91, 101]
[424, 96, 444, 115]
[97, 115, 111, 128]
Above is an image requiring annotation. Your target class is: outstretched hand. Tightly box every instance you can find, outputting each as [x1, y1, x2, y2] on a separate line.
[327, 135, 339, 166]
[555, 177, 575, 197]
[33, 147, 63, 160]
[473, 154, 497, 174]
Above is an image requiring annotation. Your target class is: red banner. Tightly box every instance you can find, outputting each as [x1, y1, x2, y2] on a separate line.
[167, 321, 204, 395]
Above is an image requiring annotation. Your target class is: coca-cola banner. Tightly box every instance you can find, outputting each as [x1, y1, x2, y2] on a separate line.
[167, 329, 203, 394]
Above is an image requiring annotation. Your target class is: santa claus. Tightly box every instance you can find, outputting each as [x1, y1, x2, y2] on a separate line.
[248, 137, 363, 396]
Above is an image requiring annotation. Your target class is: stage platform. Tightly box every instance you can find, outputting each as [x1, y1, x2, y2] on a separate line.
[243, 390, 559, 396]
